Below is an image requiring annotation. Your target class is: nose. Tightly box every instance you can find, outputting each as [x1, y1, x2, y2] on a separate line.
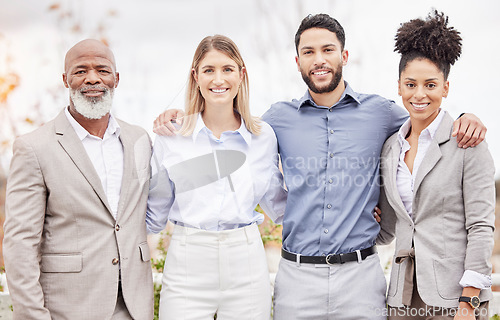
[213, 70, 224, 86]
[415, 85, 427, 99]
[85, 70, 101, 85]
[313, 52, 327, 66]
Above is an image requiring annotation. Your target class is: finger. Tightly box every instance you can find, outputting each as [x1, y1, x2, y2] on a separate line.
[374, 206, 381, 215]
[472, 129, 487, 147]
[463, 127, 481, 149]
[458, 127, 475, 149]
[456, 122, 470, 148]
[374, 213, 381, 223]
[451, 120, 460, 137]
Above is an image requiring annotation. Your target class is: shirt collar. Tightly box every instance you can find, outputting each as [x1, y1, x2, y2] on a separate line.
[191, 113, 252, 146]
[64, 106, 121, 141]
[397, 108, 444, 146]
[297, 81, 361, 110]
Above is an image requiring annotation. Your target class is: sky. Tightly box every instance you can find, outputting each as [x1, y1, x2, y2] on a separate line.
[1, 0, 499, 177]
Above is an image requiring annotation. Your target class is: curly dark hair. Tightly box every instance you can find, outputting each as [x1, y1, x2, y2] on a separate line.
[395, 10, 462, 80]
[295, 13, 345, 54]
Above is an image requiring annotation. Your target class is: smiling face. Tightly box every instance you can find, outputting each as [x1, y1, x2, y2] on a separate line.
[398, 58, 449, 128]
[295, 28, 348, 94]
[193, 49, 244, 109]
[63, 39, 119, 119]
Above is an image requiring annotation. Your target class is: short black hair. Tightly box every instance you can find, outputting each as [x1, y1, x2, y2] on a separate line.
[295, 13, 346, 54]
[395, 10, 462, 80]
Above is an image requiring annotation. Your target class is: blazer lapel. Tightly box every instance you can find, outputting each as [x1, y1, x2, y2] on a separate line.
[384, 141, 413, 223]
[116, 125, 135, 219]
[412, 112, 453, 198]
[54, 109, 113, 215]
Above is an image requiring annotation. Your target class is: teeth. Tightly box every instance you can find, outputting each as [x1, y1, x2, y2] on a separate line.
[412, 103, 428, 109]
[313, 71, 328, 75]
[212, 89, 226, 93]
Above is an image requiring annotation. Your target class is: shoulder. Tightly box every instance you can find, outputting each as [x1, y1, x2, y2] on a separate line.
[382, 131, 398, 155]
[116, 118, 148, 137]
[263, 99, 301, 123]
[14, 118, 58, 150]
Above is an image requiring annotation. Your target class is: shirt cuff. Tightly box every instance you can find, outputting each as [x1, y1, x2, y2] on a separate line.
[459, 270, 492, 289]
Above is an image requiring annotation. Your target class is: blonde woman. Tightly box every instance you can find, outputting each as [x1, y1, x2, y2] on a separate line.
[146, 35, 287, 320]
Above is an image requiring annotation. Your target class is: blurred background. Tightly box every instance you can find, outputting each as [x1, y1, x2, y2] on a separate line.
[0, 0, 499, 269]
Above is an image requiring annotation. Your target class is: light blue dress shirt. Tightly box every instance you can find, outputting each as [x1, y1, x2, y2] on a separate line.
[262, 82, 408, 256]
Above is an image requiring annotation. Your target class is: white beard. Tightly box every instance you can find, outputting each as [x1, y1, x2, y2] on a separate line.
[70, 86, 114, 120]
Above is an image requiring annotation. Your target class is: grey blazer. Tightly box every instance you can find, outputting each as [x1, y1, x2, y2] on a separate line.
[3, 109, 154, 319]
[377, 111, 495, 308]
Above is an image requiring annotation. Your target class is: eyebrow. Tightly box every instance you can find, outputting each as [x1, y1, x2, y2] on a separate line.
[201, 64, 237, 69]
[300, 43, 337, 51]
[404, 77, 439, 81]
[73, 64, 112, 70]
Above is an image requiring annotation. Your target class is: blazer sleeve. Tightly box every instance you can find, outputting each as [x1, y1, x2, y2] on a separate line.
[376, 180, 397, 246]
[3, 137, 52, 319]
[462, 141, 496, 275]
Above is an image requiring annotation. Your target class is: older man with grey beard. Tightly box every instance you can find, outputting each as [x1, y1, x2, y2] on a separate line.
[3, 39, 153, 320]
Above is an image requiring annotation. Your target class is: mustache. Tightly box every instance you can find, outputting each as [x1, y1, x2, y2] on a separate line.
[78, 85, 109, 94]
[310, 65, 333, 73]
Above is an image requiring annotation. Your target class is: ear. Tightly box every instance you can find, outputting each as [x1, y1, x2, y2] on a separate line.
[341, 49, 349, 66]
[192, 68, 198, 83]
[114, 72, 120, 88]
[240, 67, 246, 81]
[62, 73, 69, 88]
[443, 80, 449, 98]
[397, 79, 402, 96]
[295, 56, 300, 72]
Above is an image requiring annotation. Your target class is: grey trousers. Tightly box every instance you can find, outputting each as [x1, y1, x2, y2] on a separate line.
[273, 252, 387, 320]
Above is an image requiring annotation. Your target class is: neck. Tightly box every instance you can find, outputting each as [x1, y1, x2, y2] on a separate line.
[202, 103, 240, 138]
[409, 109, 440, 138]
[68, 105, 109, 139]
[309, 79, 346, 107]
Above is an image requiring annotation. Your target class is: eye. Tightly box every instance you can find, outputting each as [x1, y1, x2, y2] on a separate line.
[303, 50, 313, 55]
[426, 83, 436, 88]
[99, 70, 111, 74]
[203, 69, 213, 73]
[224, 67, 234, 72]
[405, 83, 415, 88]
[74, 70, 85, 75]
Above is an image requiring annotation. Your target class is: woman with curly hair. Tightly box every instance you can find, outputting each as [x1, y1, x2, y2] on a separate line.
[377, 11, 495, 320]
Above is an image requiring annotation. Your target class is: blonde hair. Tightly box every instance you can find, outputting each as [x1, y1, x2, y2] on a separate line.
[179, 35, 261, 136]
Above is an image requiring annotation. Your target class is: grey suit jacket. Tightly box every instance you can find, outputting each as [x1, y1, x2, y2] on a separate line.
[377, 111, 495, 308]
[3, 109, 154, 319]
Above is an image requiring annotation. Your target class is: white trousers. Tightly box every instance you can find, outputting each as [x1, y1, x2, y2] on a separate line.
[273, 252, 387, 320]
[159, 224, 272, 320]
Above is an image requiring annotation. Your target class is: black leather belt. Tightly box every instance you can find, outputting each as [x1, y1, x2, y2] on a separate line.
[281, 246, 377, 265]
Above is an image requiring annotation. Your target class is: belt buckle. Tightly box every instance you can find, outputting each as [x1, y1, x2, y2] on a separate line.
[326, 253, 344, 265]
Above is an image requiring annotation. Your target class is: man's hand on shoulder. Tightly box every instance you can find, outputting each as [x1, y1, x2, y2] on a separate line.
[452, 113, 486, 148]
[153, 109, 185, 136]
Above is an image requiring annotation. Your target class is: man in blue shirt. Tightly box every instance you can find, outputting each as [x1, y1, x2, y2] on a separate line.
[153, 13, 485, 320]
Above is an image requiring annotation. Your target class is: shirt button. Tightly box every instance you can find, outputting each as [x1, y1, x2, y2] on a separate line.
[115, 224, 120, 231]
[327, 204, 332, 209]
[112, 258, 119, 265]
[324, 229, 329, 234]
[328, 178, 333, 184]
[329, 153, 334, 158]
[330, 129, 334, 134]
